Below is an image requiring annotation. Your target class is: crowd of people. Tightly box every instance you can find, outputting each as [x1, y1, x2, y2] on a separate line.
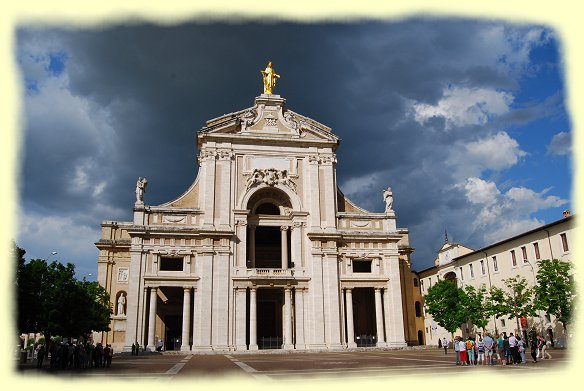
[33, 341, 114, 370]
[441, 332, 552, 366]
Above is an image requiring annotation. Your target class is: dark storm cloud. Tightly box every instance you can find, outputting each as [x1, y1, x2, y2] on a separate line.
[17, 18, 568, 271]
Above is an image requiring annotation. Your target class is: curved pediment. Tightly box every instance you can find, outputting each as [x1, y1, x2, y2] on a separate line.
[199, 94, 338, 144]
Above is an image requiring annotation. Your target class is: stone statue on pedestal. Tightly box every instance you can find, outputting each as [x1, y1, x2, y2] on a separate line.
[135, 177, 148, 203]
[117, 292, 126, 316]
[383, 187, 393, 212]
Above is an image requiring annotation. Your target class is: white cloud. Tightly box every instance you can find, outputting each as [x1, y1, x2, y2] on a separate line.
[483, 218, 544, 244]
[547, 131, 571, 156]
[464, 131, 526, 170]
[462, 177, 500, 205]
[459, 177, 568, 242]
[412, 86, 514, 129]
[17, 211, 100, 265]
[447, 131, 527, 179]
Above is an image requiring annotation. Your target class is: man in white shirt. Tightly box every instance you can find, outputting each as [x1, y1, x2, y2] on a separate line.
[508, 333, 519, 364]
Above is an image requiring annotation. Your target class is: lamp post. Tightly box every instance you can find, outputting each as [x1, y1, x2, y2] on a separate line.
[523, 259, 540, 345]
[37, 251, 57, 346]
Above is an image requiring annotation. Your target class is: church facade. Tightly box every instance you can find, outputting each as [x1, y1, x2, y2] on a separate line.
[95, 66, 415, 352]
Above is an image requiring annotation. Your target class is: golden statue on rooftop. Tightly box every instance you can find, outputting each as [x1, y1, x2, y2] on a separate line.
[261, 61, 280, 94]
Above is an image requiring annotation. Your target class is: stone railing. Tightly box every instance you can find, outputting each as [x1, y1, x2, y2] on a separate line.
[247, 268, 295, 278]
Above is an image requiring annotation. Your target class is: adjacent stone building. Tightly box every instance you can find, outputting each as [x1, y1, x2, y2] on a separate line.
[96, 68, 414, 352]
[417, 212, 575, 347]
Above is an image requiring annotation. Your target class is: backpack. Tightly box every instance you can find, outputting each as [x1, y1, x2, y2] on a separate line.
[466, 340, 474, 350]
[477, 341, 485, 353]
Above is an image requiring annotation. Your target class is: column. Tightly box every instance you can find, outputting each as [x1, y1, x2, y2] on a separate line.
[281, 226, 289, 269]
[284, 287, 293, 349]
[384, 257, 407, 347]
[291, 222, 303, 268]
[345, 288, 356, 348]
[235, 288, 247, 350]
[249, 226, 256, 268]
[147, 287, 158, 350]
[181, 287, 191, 351]
[308, 155, 321, 229]
[375, 288, 387, 347]
[249, 288, 258, 350]
[294, 288, 306, 349]
[190, 288, 197, 350]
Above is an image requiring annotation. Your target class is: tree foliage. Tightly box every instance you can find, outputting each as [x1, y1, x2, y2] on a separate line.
[534, 259, 576, 329]
[460, 284, 490, 331]
[489, 276, 536, 328]
[424, 279, 466, 334]
[15, 243, 112, 338]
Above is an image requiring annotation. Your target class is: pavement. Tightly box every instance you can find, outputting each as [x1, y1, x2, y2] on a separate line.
[13, 347, 572, 381]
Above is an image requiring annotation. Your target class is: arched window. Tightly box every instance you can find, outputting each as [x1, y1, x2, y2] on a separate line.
[415, 301, 422, 317]
[246, 188, 293, 269]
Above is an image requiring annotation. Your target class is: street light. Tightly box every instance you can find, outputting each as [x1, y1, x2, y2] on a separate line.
[523, 259, 542, 345]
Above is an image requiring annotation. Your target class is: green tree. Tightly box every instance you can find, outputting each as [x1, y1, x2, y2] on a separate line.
[534, 259, 576, 330]
[15, 243, 112, 340]
[489, 276, 536, 333]
[460, 284, 490, 332]
[424, 279, 466, 338]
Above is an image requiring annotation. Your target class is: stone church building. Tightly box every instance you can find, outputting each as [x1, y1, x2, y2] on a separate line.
[96, 66, 420, 352]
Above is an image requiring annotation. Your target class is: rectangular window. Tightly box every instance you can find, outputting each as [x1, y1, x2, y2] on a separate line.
[353, 260, 372, 273]
[521, 246, 528, 263]
[533, 242, 541, 259]
[469, 264, 474, 278]
[511, 250, 517, 267]
[492, 256, 498, 272]
[459, 267, 464, 281]
[561, 233, 569, 252]
[421, 279, 424, 291]
[480, 260, 486, 275]
[159, 257, 184, 271]
[500, 319, 506, 327]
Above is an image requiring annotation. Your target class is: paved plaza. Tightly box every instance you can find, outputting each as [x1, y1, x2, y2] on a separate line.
[16, 347, 571, 382]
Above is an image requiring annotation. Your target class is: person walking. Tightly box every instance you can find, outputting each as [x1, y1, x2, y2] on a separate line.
[540, 336, 552, 359]
[442, 337, 448, 355]
[530, 335, 539, 363]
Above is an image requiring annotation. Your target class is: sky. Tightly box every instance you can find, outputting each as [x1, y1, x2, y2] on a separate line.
[12, 16, 573, 278]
